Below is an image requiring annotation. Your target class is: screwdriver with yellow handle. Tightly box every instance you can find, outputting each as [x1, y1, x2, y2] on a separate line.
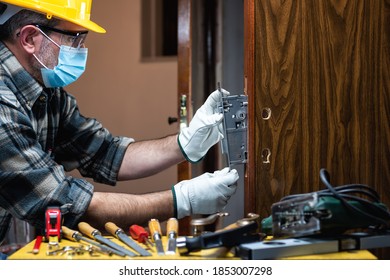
[148, 219, 165, 255]
[62, 226, 124, 257]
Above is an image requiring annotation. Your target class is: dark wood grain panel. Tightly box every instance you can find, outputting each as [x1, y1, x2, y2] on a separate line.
[254, 0, 303, 216]
[249, 0, 390, 243]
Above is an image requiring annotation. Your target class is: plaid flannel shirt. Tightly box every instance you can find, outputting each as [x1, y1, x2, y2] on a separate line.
[0, 41, 133, 243]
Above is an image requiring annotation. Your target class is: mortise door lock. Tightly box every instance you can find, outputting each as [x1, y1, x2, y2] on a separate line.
[216, 87, 248, 169]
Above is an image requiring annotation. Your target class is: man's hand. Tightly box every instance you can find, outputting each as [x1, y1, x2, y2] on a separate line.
[172, 167, 239, 219]
[178, 88, 229, 163]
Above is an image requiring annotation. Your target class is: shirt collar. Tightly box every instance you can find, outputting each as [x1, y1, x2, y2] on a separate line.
[0, 41, 46, 108]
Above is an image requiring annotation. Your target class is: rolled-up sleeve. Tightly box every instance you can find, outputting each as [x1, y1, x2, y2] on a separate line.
[77, 135, 134, 185]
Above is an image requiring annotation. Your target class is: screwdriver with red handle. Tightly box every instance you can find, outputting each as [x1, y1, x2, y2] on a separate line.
[129, 225, 154, 249]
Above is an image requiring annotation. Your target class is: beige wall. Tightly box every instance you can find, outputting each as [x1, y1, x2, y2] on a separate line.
[66, 0, 178, 194]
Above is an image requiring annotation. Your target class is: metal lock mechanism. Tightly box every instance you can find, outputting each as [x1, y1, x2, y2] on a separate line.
[216, 91, 248, 169]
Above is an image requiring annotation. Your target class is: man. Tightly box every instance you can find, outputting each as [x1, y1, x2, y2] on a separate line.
[0, 0, 238, 248]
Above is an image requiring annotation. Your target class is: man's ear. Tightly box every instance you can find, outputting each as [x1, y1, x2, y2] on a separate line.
[17, 25, 41, 54]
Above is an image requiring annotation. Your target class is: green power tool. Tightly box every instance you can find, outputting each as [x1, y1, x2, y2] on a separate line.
[261, 169, 390, 238]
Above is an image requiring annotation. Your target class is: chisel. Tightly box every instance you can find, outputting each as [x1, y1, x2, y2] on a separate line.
[148, 219, 165, 255]
[78, 222, 137, 257]
[166, 218, 178, 255]
[105, 222, 152, 257]
[62, 226, 124, 256]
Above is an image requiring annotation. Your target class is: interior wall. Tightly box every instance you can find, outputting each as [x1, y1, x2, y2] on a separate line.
[66, 0, 178, 194]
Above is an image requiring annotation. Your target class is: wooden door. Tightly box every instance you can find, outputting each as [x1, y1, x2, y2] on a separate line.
[245, 0, 390, 258]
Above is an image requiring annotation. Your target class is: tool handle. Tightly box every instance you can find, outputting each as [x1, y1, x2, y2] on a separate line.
[129, 225, 148, 241]
[32, 235, 43, 254]
[167, 218, 178, 236]
[104, 222, 122, 237]
[78, 222, 100, 239]
[178, 222, 259, 254]
[62, 226, 79, 241]
[148, 219, 162, 240]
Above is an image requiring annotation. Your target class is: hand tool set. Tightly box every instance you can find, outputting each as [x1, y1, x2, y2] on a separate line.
[34, 212, 180, 258]
[33, 210, 265, 258]
[23, 208, 390, 259]
[32, 211, 264, 258]
[29, 169, 390, 260]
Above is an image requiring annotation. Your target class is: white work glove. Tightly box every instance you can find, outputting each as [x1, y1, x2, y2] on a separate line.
[178, 88, 230, 163]
[172, 167, 239, 219]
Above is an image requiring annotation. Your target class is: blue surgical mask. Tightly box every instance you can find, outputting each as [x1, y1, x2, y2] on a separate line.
[34, 46, 88, 88]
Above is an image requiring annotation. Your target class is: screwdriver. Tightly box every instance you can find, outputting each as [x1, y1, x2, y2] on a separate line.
[129, 225, 154, 249]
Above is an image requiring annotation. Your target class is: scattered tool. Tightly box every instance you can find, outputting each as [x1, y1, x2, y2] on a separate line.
[129, 225, 154, 248]
[45, 207, 62, 247]
[78, 222, 137, 257]
[262, 169, 390, 238]
[176, 220, 260, 255]
[46, 245, 104, 257]
[29, 235, 43, 254]
[191, 212, 229, 236]
[62, 226, 123, 257]
[224, 213, 260, 230]
[105, 222, 152, 257]
[166, 218, 178, 255]
[148, 219, 165, 255]
[236, 232, 390, 260]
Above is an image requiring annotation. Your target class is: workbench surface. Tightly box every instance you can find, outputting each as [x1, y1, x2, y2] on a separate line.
[8, 236, 377, 260]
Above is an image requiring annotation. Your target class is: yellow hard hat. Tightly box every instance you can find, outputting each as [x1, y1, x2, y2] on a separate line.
[0, 0, 106, 33]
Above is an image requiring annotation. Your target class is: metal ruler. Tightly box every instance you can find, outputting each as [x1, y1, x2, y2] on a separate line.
[236, 233, 390, 259]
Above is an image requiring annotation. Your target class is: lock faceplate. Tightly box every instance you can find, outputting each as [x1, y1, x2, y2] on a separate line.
[217, 94, 248, 168]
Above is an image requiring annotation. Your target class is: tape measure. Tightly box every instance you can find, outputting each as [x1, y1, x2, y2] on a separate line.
[45, 207, 62, 245]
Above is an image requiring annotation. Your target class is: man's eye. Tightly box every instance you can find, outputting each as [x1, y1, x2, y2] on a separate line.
[62, 35, 75, 44]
